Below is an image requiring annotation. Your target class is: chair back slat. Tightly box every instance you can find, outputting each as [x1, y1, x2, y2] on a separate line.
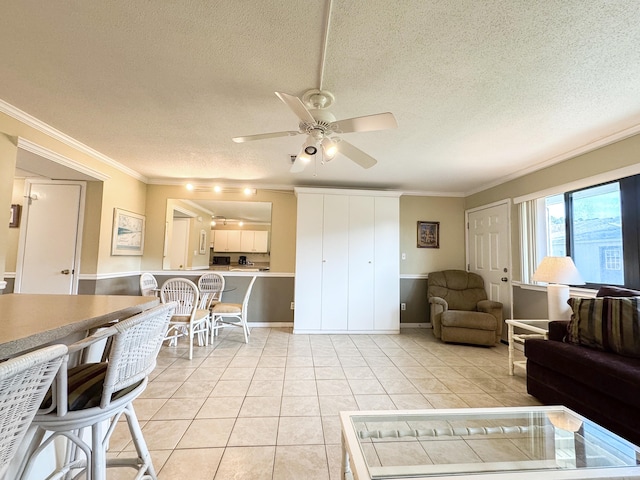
[243, 276, 257, 310]
[160, 279, 199, 316]
[198, 273, 225, 308]
[139, 272, 158, 296]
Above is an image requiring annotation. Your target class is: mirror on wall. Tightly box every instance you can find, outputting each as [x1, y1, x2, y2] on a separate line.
[163, 199, 272, 271]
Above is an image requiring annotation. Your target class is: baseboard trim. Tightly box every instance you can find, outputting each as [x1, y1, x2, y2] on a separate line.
[400, 323, 432, 328]
[293, 329, 400, 334]
[248, 322, 294, 328]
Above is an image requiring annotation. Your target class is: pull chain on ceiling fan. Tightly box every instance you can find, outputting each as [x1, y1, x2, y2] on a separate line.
[231, 0, 397, 172]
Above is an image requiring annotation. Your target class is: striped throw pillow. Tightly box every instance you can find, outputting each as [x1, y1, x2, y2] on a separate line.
[568, 297, 640, 358]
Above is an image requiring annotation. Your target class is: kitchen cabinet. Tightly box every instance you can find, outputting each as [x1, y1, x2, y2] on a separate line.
[294, 188, 400, 333]
[240, 230, 269, 253]
[213, 230, 268, 253]
[212, 230, 241, 252]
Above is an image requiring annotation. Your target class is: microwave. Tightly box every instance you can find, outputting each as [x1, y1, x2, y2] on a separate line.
[212, 256, 230, 265]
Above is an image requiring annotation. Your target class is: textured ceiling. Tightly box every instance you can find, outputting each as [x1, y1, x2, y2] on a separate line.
[2, 1, 640, 194]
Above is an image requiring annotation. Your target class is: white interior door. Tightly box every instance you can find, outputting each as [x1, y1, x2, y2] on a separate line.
[16, 181, 84, 294]
[170, 218, 190, 269]
[466, 201, 512, 321]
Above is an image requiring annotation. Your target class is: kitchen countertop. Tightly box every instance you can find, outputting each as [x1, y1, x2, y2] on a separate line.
[209, 262, 270, 272]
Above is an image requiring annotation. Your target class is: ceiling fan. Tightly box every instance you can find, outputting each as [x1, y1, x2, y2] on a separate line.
[232, 89, 398, 172]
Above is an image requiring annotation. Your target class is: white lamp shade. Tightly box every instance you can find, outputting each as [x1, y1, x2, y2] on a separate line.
[532, 256, 585, 285]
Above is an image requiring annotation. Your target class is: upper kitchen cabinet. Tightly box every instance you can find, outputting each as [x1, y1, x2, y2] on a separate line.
[213, 230, 242, 252]
[240, 230, 269, 253]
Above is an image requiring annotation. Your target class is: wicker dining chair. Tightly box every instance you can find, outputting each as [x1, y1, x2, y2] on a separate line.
[160, 278, 210, 360]
[139, 272, 158, 297]
[197, 272, 226, 340]
[211, 276, 257, 343]
[18, 302, 175, 480]
[0, 344, 67, 480]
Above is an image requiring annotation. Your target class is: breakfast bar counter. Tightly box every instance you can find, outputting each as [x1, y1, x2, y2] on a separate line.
[0, 294, 159, 360]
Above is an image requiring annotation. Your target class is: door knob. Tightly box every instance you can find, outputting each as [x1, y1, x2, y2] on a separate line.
[61, 269, 70, 275]
[501, 277, 508, 282]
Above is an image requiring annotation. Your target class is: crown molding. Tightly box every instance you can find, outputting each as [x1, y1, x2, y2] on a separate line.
[465, 123, 640, 197]
[0, 99, 148, 182]
[17, 137, 111, 181]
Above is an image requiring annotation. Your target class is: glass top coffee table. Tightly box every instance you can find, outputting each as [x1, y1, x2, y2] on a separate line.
[340, 406, 640, 479]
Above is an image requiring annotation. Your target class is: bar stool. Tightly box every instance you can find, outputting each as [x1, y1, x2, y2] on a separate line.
[19, 302, 176, 480]
[0, 344, 67, 479]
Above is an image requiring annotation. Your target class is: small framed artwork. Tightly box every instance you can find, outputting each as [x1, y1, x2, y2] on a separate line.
[199, 229, 207, 254]
[9, 204, 21, 228]
[112, 208, 146, 256]
[417, 221, 439, 248]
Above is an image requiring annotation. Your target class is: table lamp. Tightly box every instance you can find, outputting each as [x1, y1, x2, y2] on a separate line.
[532, 256, 585, 320]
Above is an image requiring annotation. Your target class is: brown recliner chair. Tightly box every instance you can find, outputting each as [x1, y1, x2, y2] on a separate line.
[428, 270, 503, 346]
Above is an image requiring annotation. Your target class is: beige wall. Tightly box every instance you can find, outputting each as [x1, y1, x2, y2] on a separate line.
[0, 134, 18, 279]
[466, 133, 640, 284]
[6, 177, 24, 273]
[466, 133, 640, 318]
[0, 111, 147, 280]
[164, 198, 213, 270]
[399, 195, 466, 275]
[143, 186, 297, 273]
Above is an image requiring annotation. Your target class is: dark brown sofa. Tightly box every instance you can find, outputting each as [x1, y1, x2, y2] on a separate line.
[525, 319, 640, 446]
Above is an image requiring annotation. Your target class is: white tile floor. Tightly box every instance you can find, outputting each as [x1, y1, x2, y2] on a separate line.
[109, 326, 537, 479]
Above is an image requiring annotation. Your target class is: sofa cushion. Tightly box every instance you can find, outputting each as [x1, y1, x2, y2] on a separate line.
[567, 297, 640, 358]
[596, 285, 640, 297]
[525, 338, 640, 405]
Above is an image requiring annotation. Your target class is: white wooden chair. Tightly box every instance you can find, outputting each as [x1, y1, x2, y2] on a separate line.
[197, 272, 226, 340]
[211, 276, 257, 343]
[0, 344, 67, 480]
[18, 302, 175, 480]
[139, 272, 158, 296]
[160, 278, 210, 360]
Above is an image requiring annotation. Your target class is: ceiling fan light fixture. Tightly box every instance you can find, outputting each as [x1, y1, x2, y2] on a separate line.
[302, 135, 319, 156]
[321, 137, 339, 160]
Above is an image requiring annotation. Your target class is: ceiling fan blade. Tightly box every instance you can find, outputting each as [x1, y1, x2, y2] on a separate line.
[337, 140, 378, 169]
[332, 112, 398, 134]
[232, 130, 301, 143]
[275, 92, 316, 124]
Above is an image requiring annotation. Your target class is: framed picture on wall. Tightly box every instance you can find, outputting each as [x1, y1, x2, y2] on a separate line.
[199, 229, 207, 254]
[417, 221, 439, 248]
[111, 208, 145, 255]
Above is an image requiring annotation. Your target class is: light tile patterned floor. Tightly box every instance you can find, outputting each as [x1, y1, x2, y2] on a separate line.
[108, 327, 536, 479]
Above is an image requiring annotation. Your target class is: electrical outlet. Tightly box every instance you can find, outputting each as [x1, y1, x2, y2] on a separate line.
[290, 302, 295, 310]
[400, 303, 406, 311]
